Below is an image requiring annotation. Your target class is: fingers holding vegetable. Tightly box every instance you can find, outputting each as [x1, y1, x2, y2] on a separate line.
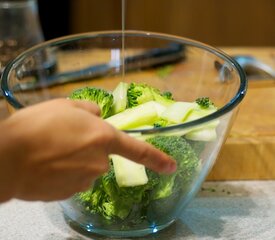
[70, 99, 101, 116]
[68, 82, 218, 227]
[0, 81, 218, 205]
[0, 99, 113, 202]
[108, 130, 177, 174]
[68, 85, 177, 173]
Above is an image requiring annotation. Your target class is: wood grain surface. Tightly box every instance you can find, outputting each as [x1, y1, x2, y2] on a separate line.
[207, 47, 275, 180]
[71, 0, 275, 46]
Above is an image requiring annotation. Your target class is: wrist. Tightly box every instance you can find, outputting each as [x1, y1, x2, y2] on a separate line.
[0, 119, 21, 202]
[0, 157, 15, 203]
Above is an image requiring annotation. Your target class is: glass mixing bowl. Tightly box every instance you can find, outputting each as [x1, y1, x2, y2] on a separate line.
[1, 31, 247, 238]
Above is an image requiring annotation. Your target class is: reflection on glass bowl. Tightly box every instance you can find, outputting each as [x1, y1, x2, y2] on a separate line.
[1, 31, 247, 238]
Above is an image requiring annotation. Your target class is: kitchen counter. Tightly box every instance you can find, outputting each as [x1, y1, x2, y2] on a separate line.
[1, 181, 275, 240]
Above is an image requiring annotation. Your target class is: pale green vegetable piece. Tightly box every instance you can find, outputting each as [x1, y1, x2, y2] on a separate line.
[184, 106, 219, 129]
[186, 105, 217, 122]
[105, 101, 167, 130]
[161, 102, 197, 123]
[111, 82, 129, 114]
[185, 127, 217, 141]
[183, 105, 219, 141]
[111, 154, 148, 187]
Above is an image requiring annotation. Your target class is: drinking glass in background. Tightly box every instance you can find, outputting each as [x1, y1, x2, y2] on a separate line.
[0, 0, 44, 75]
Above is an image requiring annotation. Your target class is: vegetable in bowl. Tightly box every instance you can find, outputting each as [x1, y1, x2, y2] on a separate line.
[75, 136, 200, 223]
[67, 82, 218, 231]
[69, 86, 114, 119]
[0, 30, 247, 238]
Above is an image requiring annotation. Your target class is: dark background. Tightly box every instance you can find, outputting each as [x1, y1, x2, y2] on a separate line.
[37, 0, 71, 40]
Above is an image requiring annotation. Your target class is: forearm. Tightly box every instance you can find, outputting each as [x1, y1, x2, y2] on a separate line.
[0, 120, 18, 203]
[0, 99, 176, 202]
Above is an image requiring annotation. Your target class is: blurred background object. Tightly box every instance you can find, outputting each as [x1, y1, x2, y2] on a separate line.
[0, 0, 44, 74]
[37, 0, 70, 40]
[38, 0, 275, 46]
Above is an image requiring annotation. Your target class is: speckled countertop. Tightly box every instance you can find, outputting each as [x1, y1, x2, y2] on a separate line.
[1, 181, 275, 240]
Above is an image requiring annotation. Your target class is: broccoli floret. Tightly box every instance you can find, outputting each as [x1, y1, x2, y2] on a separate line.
[75, 164, 158, 221]
[127, 83, 174, 108]
[146, 136, 199, 200]
[153, 118, 169, 128]
[195, 97, 213, 109]
[74, 181, 107, 215]
[162, 91, 173, 100]
[75, 135, 200, 224]
[69, 87, 113, 118]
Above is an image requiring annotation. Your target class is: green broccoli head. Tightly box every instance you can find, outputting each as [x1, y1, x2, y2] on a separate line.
[127, 83, 155, 108]
[146, 135, 200, 200]
[153, 118, 169, 128]
[146, 136, 198, 167]
[195, 97, 214, 109]
[74, 186, 105, 215]
[127, 83, 174, 108]
[69, 87, 113, 118]
[75, 135, 201, 222]
[161, 91, 173, 100]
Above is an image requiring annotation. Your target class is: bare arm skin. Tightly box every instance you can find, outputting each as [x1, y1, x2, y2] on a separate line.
[0, 99, 176, 202]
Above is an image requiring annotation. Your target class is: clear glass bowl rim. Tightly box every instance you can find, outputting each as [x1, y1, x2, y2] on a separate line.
[1, 30, 247, 135]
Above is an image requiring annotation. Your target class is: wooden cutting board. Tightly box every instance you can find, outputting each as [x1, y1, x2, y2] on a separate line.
[207, 47, 275, 180]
